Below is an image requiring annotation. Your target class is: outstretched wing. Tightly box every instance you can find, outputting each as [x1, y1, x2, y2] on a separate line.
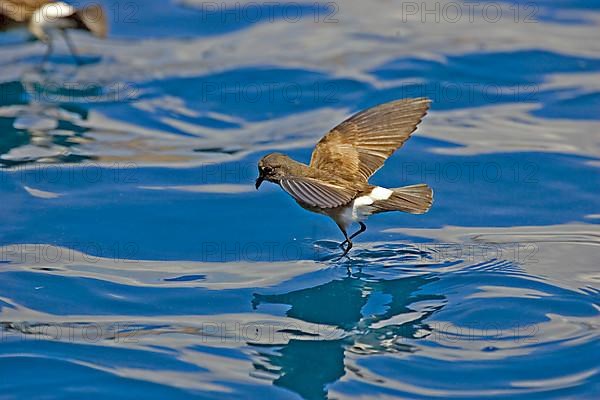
[309, 98, 430, 182]
[280, 177, 356, 209]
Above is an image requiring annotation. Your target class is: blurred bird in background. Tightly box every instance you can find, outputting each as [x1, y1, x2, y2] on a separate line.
[0, 0, 107, 65]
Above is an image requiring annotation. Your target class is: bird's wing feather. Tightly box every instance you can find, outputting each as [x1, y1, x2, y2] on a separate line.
[309, 98, 430, 182]
[280, 177, 355, 209]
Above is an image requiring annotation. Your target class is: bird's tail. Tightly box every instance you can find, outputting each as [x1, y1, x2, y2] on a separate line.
[77, 5, 108, 38]
[372, 184, 433, 215]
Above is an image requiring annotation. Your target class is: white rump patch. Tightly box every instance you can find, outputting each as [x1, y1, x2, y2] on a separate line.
[353, 187, 393, 208]
[370, 187, 393, 201]
[353, 195, 374, 207]
[344, 186, 394, 225]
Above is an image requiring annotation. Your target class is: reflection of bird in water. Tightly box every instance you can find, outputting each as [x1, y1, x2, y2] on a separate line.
[0, 0, 107, 65]
[251, 272, 445, 399]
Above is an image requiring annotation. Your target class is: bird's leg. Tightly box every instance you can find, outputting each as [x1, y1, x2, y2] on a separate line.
[338, 227, 349, 250]
[40, 39, 54, 69]
[340, 222, 367, 248]
[61, 30, 83, 65]
[352, 222, 367, 239]
[336, 224, 353, 260]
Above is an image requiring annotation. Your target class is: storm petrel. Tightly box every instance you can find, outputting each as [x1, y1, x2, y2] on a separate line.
[255, 98, 433, 258]
[0, 0, 107, 64]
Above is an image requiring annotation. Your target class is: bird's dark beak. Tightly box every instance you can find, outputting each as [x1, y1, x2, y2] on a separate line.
[255, 175, 264, 190]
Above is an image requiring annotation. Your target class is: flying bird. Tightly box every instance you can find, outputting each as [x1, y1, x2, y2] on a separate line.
[255, 98, 433, 258]
[0, 0, 107, 64]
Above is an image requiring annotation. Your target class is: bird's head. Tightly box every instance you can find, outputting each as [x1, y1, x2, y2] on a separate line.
[255, 153, 295, 189]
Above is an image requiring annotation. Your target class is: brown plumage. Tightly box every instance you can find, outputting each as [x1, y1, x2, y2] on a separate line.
[0, 0, 47, 23]
[256, 98, 434, 258]
[0, 0, 107, 64]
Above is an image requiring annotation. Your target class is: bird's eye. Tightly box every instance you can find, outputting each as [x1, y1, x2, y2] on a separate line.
[263, 166, 273, 174]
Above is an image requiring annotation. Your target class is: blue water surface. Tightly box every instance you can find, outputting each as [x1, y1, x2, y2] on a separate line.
[0, 0, 599, 399]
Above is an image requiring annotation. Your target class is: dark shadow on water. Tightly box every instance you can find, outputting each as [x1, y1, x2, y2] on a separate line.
[251, 271, 445, 400]
[252, 339, 346, 400]
[163, 274, 206, 282]
[18, 54, 103, 68]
